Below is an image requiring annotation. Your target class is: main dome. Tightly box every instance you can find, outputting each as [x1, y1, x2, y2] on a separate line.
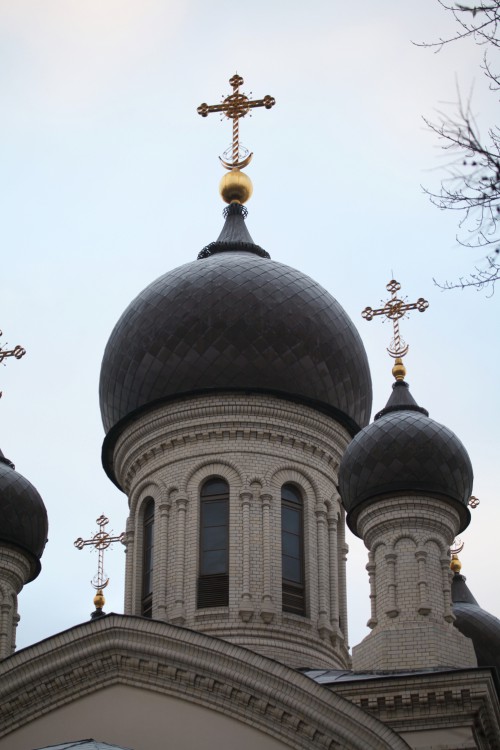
[99, 206, 372, 442]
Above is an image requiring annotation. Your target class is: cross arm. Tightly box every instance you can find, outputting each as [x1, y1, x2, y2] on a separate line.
[248, 95, 276, 110]
[0, 345, 26, 363]
[197, 102, 227, 117]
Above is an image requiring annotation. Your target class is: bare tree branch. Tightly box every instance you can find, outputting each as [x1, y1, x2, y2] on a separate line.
[419, 1, 500, 290]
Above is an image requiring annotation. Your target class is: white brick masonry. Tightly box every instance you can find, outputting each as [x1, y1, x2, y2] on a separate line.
[112, 392, 353, 669]
[0, 546, 32, 659]
[352, 495, 477, 671]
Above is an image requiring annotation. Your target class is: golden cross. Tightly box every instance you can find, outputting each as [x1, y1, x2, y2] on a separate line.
[197, 74, 275, 170]
[362, 279, 429, 363]
[0, 328, 26, 399]
[74, 514, 124, 591]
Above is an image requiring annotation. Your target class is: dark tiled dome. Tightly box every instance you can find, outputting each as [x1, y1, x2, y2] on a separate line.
[0, 451, 48, 580]
[339, 380, 473, 535]
[99, 206, 372, 457]
[452, 573, 500, 676]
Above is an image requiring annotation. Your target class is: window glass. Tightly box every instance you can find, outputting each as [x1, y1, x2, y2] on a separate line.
[281, 484, 305, 615]
[198, 478, 229, 607]
[142, 498, 154, 617]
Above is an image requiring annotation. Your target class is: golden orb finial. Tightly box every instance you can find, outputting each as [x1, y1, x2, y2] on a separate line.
[219, 169, 253, 204]
[392, 357, 406, 381]
[93, 588, 106, 609]
[450, 555, 462, 573]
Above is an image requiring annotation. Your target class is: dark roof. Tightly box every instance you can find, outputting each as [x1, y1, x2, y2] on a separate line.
[339, 380, 473, 535]
[0, 451, 48, 579]
[100, 205, 372, 482]
[452, 573, 500, 674]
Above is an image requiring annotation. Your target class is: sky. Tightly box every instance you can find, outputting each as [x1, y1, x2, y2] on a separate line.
[0, 0, 498, 653]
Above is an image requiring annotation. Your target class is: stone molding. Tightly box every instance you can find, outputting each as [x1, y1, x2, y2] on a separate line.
[332, 669, 500, 748]
[112, 393, 350, 494]
[0, 615, 409, 750]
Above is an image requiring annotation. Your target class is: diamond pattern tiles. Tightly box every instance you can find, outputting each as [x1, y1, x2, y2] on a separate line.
[339, 408, 473, 513]
[99, 252, 372, 435]
[0, 460, 48, 574]
[452, 589, 500, 671]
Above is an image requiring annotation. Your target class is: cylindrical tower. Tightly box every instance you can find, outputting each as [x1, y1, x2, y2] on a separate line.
[99, 204, 372, 669]
[0, 450, 48, 659]
[339, 378, 477, 671]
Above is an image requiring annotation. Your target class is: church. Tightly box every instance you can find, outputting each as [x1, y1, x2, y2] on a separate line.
[0, 75, 499, 750]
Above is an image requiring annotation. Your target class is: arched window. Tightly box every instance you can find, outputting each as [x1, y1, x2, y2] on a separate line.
[197, 478, 229, 608]
[281, 484, 305, 615]
[141, 498, 155, 617]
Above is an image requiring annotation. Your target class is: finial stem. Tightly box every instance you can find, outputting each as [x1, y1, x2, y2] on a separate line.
[361, 279, 429, 380]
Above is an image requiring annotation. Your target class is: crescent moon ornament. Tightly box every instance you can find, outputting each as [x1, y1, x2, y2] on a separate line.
[450, 537, 465, 555]
[219, 152, 253, 171]
[387, 338, 409, 359]
[92, 574, 109, 591]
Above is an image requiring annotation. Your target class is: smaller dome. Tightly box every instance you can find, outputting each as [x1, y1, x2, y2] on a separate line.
[339, 380, 473, 535]
[452, 572, 500, 676]
[0, 450, 48, 580]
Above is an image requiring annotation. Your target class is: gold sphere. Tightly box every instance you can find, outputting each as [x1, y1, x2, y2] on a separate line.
[93, 589, 106, 609]
[392, 358, 407, 381]
[450, 556, 462, 573]
[219, 170, 253, 204]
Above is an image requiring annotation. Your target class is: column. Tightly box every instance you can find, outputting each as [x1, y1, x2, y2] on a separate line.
[366, 553, 378, 629]
[123, 515, 135, 614]
[0, 602, 11, 660]
[260, 492, 274, 623]
[171, 496, 187, 625]
[315, 501, 331, 639]
[441, 554, 455, 623]
[239, 490, 254, 622]
[338, 510, 349, 648]
[385, 552, 399, 619]
[327, 507, 340, 641]
[156, 498, 171, 620]
[415, 549, 431, 616]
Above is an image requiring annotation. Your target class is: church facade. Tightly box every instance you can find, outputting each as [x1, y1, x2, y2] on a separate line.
[0, 79, 499, 750]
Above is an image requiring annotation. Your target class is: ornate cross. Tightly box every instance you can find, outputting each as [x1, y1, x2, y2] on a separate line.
[74, 514, 124, 592]
[0, 329, 26, 398]
[197, 74, 275, 170]
[362, 280, 429, 367]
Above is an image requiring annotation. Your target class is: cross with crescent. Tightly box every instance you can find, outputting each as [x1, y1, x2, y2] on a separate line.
[74, 514, 124, 591]
[197, 74, 275, 170]
[361, 279, 429, 363]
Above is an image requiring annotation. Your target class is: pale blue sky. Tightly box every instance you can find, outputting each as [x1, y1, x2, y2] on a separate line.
[0, 0, 497, 651]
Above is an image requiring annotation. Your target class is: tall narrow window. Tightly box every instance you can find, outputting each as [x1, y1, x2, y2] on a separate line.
[197, 478, 229, 608]
[141, 498, 154, 618]
[281, 484, 305, 615]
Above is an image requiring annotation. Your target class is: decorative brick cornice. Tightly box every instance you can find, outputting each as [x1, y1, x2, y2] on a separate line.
[0, 615, 408, 750]
[112, 394, 349, 493]
[332, 669, 500, 748]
